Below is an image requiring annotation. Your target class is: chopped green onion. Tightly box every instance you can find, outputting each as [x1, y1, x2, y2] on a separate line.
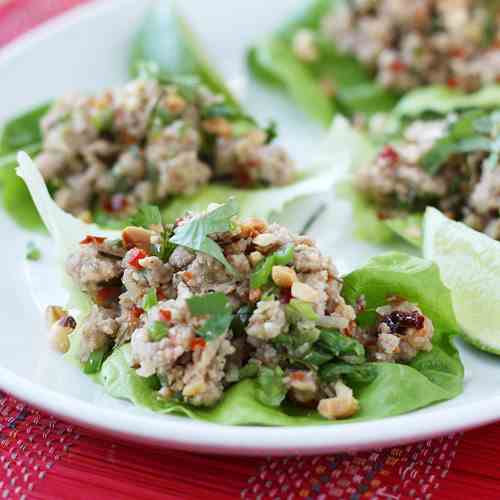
[317, 329, 365, 364]
[83, 348, 109, 374]
[286, 299, 319, 322]
[319, 363, 377, 385]
[142, 288, 158, 311]
[25, 241, 41, 261]
[149, 321, 168, 341]
[256, 366, 287, 407]
[250, 244, 294, 289]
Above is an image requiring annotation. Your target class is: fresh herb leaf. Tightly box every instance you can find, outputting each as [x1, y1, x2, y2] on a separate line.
[317, 329, 365, 364]
[256, 366, 287, 407]
[129, 205, 163, 229]
[142, 288, 158, 311]
[421, 111, 496, 174]
[230, 305, 253, 336]
[0, 102, 50, 153]
[187, 292, 234, 341]
[319, 363, 377, 385]
[201, 103, 256, 124]
[302, 349, 332, 366]
[25, 241, 41, 261]
[286, 299, 319, 322]
[250, 244, 294, 289]
[149, 320, 169, 341]
[264, 120, 278, 144]
[239, 361, 260, 379]
[169, 199, 238, 273]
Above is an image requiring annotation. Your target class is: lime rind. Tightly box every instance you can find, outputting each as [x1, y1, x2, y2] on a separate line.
[423, 207, 500, 355]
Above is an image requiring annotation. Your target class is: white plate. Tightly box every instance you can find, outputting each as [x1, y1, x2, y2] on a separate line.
[1, 0, 500, 456]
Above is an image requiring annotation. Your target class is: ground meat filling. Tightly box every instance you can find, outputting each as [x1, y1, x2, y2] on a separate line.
[37, 78, 295, 219]
[294, 0, 500, 93]
[356, 110, 500, 239]
[65, 206, 434, 417]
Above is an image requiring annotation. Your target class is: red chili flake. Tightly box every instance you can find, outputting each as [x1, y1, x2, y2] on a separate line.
[381, 310, 425, 334]
[130, 305, 144, 321]
[279, 287, 293, 305]
[449, 47, 466, 59]
[159, 309, 172, 323]
[80, 235, 106, 245]
[389, 59, 406, 73]
[102, 194, 128, 214]
[157, 288, 166, 301]
[379, 145, 399, 164]
[127, 248, 148, 269]
[447, 77, 459, 88]
[291, 371, 305, 382]
[96, 286, 122, 305]
[191, 338, 206, 351]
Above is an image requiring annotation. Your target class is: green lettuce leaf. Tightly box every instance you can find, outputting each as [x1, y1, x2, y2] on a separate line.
[129, 0, 239, 108]
[248, 0, 399, 124]
[395, 85, 500, 119]
[17, 154, 463, 425]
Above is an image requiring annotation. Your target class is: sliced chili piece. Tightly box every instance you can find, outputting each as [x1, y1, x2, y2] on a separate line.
[159, 309, 172, 323]
[191, 338, 206, 351]
[127, 248, 148, 270]
[130, 304, 144, 321]
[80, 235, 106, 245]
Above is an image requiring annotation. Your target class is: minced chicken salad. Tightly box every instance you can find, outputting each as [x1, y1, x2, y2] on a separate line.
[36, 76, 294, 220]
[45, 200, 437, 420]
[297, 0, 500, 93]
[356, 109, 500, 240]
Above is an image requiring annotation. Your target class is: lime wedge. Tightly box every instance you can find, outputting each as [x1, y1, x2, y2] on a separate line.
[423, 207, 500, 354]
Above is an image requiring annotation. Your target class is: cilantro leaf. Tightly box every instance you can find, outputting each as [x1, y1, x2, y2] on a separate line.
[187, 292, 234, 341]
[129, 205, 163, 229]
[169, 199, 238, 273]
[142, 288, 158, 311]
[421, 111, 496, 175]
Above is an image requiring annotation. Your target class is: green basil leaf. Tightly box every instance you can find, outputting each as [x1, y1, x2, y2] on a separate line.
[256, 366, 287, 407]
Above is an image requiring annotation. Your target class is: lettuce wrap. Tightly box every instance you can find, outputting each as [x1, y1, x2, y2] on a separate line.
[16, 152, 463, 426]
[0, 1, 337, 232]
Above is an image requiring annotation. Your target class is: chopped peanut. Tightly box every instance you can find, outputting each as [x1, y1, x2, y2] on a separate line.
[202, 117, 232, 137]
[253, 233, 278, 248]
[122, 226, 152, 252]
[317, 380, 359, 419]
[272, 265, 297, 288]
[45, 305, 67, 329]
[249, 251, 264, 266]
[165, 94, 186, 114]
[48, 315, 76, 353]
[239, 218, 268, 238]
[291, 282, 320, 303]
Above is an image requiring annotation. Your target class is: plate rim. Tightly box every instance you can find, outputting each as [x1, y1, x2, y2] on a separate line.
[1, 0, 500, 456]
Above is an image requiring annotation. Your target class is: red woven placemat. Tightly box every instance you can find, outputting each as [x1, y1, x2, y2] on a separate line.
[1, 1, 499, 499]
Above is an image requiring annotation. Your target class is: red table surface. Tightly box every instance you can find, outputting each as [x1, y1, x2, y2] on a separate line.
[1, 1, 500, 498]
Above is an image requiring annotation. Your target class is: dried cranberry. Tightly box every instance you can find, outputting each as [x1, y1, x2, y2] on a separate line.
[379, 146, 399, 164]
[389, 59, 406, 73]
[279, 288, 292, 304]
[96, 286, 122, 305]
[381, 310, 425, 334]
[103, 194, 128, 213]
